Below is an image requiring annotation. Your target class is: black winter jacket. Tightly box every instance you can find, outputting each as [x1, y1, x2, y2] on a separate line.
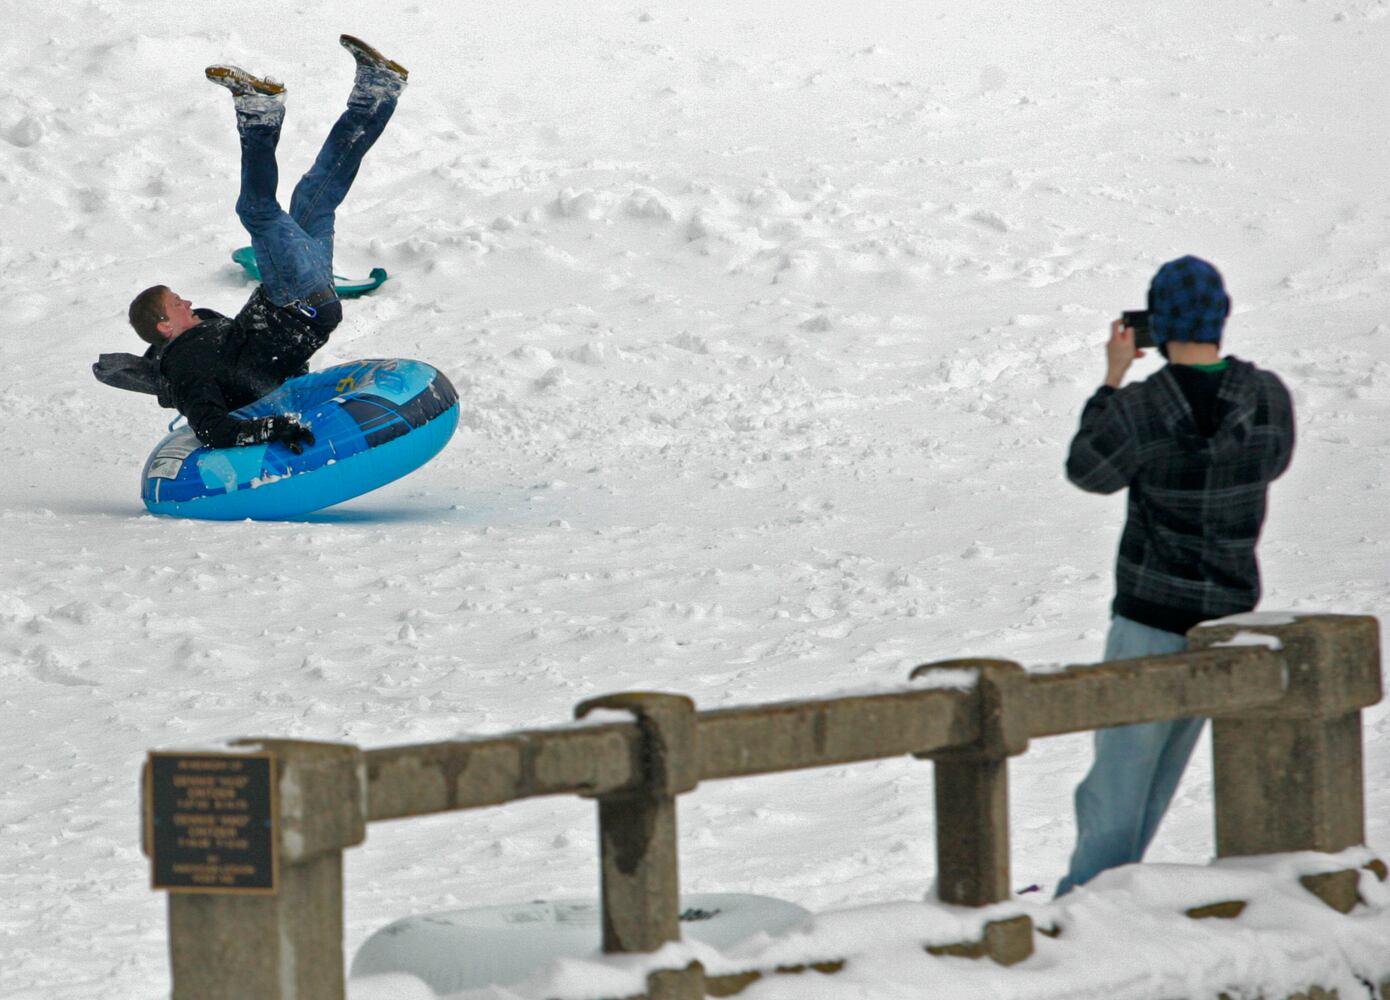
[154, 289, 336, 447]
[1066, 358, 1295, 635]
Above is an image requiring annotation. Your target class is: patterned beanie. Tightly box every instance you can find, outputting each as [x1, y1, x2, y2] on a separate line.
[1147, 256, 1230, 344]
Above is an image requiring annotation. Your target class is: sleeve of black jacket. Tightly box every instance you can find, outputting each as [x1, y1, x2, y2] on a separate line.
[1065, 385, 1139, 494]
[162, 353, 277, 449]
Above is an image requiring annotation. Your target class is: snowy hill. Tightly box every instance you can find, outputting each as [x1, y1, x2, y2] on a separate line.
[1, 1, 1387, 997]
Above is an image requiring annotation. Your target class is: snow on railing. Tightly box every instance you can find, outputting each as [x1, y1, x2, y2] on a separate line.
[140, 613, 1382, 1000]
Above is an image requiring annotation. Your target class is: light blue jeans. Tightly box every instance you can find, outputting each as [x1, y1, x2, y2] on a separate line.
[1054, 615, 1206, 897]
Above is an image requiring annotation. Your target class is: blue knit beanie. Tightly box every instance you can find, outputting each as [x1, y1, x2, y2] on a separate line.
[1147, 256, 1230, 345]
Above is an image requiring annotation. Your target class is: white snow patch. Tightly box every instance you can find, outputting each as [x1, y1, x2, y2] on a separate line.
[908, 668, 979, 691]
[5, 3, 1388, 998]
[1208, 612, 1301, 627]
[398, 849, 1390, 1000]
[1210, 631, 1284, 651]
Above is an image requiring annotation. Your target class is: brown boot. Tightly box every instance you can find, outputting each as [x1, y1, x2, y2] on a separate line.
[339, 34, 408, 81]
[205, 65, 286, 98]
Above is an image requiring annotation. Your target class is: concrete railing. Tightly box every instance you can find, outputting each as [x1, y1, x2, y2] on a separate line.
[141, 613, 1383, 999]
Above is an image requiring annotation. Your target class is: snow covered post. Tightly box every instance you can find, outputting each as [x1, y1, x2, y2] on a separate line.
[911, 659, 1032, 965]
[1189, 615, 1382, 908]
[145, 739, 367, 1000]
[574, 692, 704, 999]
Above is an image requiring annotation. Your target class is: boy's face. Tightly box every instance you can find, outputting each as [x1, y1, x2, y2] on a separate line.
[156, 289, 200, 340]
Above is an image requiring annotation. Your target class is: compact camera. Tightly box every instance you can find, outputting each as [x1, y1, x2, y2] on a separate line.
[1121, 310, 1155, 349]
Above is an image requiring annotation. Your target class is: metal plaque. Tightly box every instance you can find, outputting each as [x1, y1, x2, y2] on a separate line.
[147, 751, 278, 894]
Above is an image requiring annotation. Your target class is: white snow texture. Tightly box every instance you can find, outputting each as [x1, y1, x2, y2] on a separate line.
[1, 1, 1388, 998]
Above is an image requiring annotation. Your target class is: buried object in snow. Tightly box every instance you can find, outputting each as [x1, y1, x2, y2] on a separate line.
[349, 893, 811, 994]
[141, 358, 458, 520]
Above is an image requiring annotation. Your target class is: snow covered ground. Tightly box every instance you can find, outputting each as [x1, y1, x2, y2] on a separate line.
[2, 0, 1388, 997]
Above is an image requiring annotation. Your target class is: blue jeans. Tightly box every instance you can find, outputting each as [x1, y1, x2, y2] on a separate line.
[234, 71, 401, 309]
[1054, 615, 1206, 897]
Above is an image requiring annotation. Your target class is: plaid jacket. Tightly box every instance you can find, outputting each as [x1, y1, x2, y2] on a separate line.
[1066, 358, 1295, 635]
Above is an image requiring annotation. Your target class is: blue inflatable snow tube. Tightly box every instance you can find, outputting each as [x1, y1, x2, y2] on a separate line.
[141, 359, 458, 520]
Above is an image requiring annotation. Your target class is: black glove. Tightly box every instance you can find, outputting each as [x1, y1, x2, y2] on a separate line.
[268, 415, 316, 455]
[237, 415, 316, 455]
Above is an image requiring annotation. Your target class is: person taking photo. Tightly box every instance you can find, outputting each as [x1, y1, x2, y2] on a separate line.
[1056, 255, 1295, 897]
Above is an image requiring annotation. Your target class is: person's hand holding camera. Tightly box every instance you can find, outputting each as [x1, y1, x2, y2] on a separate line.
[1104, 318, 1146, 389]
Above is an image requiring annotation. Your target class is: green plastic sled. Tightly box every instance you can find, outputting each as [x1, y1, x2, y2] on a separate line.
[231, 246, 389, 299]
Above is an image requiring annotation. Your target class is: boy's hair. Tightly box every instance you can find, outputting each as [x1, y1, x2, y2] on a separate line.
[128, 285, 171, 345]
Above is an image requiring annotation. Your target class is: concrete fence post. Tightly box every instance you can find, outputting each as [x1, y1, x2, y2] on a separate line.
[911, 659, 1032, 966]
[146, 739, 367, 1000]
[1189, 615, 1381, 858]
[575, 692, 704, 1000]
[1189, 614, 1382, 909]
